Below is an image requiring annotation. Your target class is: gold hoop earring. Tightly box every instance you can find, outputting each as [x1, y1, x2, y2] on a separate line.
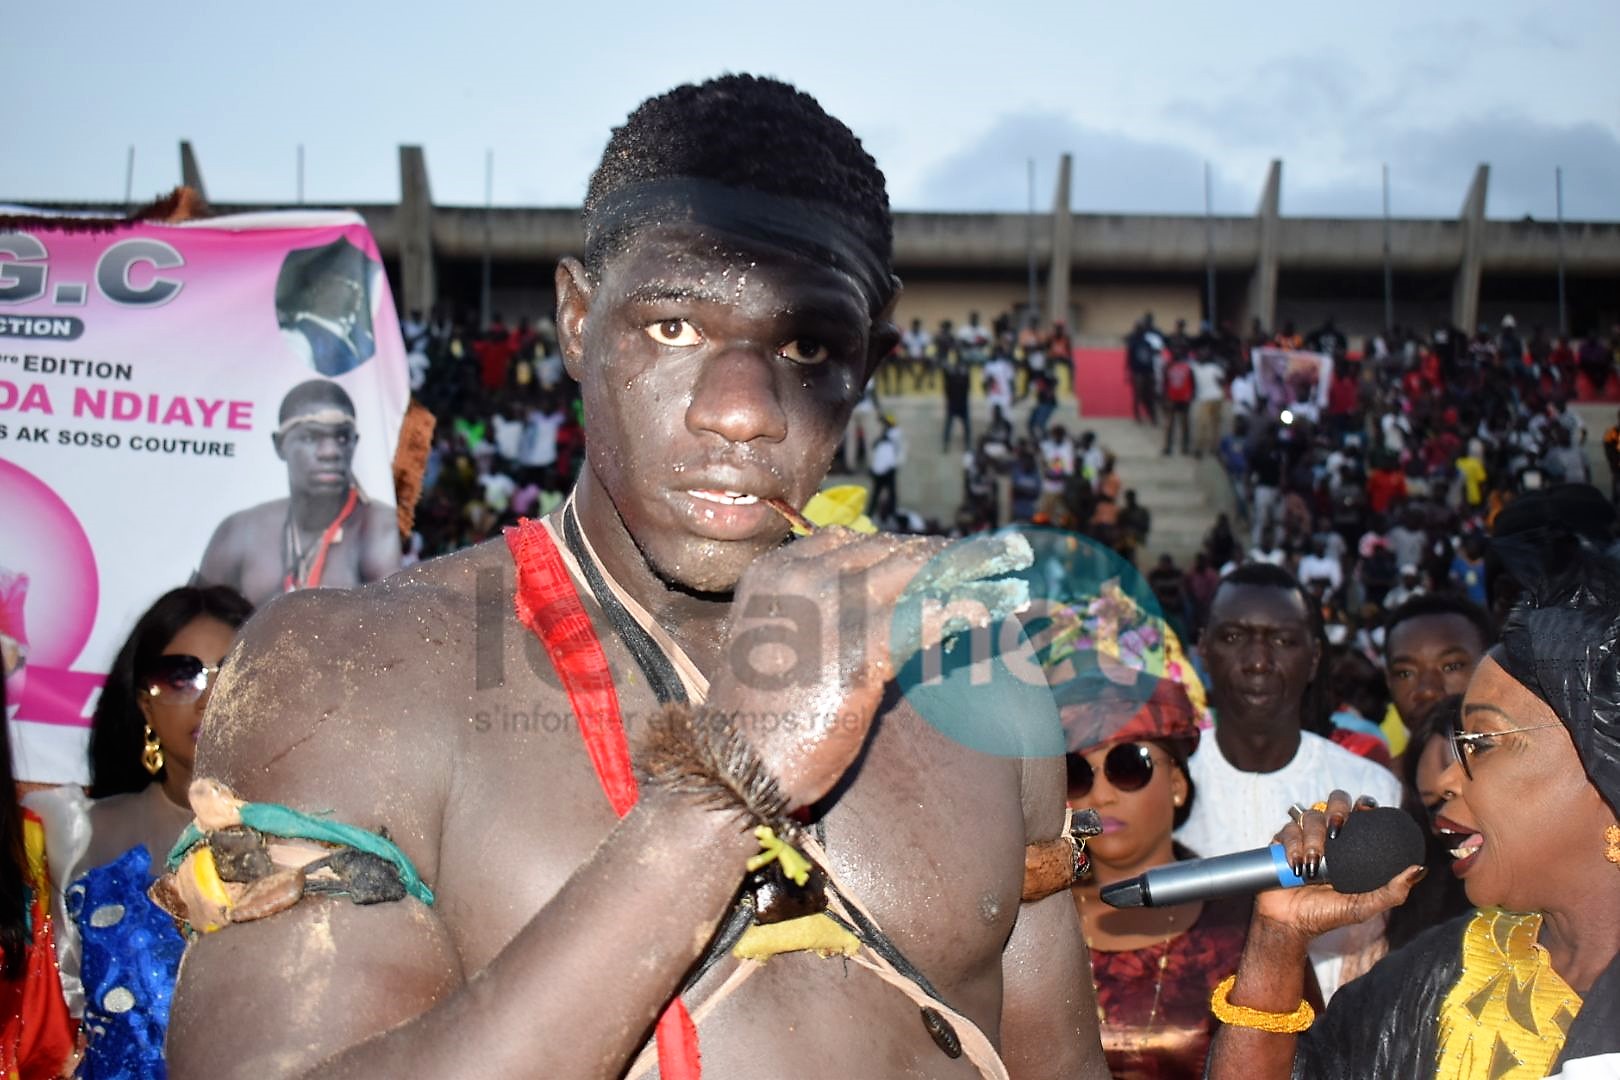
[141, 724, 164, 776]
[1605, 824, 1620, 868]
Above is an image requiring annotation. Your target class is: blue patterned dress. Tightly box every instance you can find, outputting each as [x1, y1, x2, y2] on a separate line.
[67, 845, 186, 1080]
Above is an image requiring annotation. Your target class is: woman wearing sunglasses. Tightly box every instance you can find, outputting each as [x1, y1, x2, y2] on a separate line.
[1205, 542, 1620, 1079]
[26, 585, 252, 1078]
[1064, 669, 1315, 1078]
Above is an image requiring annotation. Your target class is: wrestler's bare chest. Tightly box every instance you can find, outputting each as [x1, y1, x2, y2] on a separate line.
[427, 597, 1028, 1010]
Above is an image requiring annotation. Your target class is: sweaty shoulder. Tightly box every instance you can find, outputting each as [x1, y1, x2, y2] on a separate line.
[195, 548, 499, 884]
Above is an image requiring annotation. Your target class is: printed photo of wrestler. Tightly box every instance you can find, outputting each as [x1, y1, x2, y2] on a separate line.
[196, 379, 399, 607]
[275, 237, 379, 376]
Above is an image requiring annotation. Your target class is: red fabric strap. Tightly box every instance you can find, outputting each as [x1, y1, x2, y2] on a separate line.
[505, 518, 702, 1080]
[285, 486, 361, 593]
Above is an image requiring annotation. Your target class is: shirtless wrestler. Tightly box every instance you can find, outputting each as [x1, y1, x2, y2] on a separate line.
[167, 76, 1107, 1079]
[196, 379, 401, 607]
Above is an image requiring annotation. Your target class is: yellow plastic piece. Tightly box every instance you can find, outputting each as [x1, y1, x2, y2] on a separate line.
[733, 913, 861, 962]
[746, 826, 812, 887]
[1380, 702, 1411, 758]
[800, 486, 876, 535]
[190, 847, 233, 932]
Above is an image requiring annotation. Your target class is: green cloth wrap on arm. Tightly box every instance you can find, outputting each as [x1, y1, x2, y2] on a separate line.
[167, 801, 434, 906]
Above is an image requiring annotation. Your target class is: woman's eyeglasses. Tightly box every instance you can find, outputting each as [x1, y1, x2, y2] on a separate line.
[1066, 742, 1157, 801]
[143, 654, 224, 703]
[1447, 717, 1563, 779]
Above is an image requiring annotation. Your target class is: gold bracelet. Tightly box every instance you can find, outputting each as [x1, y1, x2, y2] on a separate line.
[1209, 975, 1315, 1033]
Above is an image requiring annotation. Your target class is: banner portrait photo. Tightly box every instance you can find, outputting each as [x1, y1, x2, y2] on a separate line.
[0, 209, 409, 783]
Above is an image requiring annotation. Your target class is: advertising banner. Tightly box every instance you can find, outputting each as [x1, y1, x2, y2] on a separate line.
[0, 209, 408, 783]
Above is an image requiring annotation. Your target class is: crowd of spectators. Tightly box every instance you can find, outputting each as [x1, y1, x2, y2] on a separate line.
[847, 310, 1159, 562]
[398, 298, 1620, 639]
[398, 308, 585, 563]
[1129, 310, 1620, 767]
[872, 302, 1620, 776]
[1187, 312, 1618, 614]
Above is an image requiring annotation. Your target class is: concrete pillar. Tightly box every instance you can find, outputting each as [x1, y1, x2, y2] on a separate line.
[179, 141, 207, 201]
[1452, 164, 1489, 332]
[1047, 153, 1074, 329]
[1245, 160, 1281, 333]
[397, 145, 437, 319]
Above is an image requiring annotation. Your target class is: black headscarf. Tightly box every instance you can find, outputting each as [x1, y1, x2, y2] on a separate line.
[1493, 528, 1620, 815]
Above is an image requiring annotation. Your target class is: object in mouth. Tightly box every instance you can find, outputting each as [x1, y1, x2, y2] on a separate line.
[765, 497, 816, 534]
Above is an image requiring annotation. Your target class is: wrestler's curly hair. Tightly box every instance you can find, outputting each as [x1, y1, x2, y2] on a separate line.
[583, 73, 892, 273]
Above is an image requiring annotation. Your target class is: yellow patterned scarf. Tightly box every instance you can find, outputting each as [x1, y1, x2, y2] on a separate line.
[1435, 909, 1582, 1080]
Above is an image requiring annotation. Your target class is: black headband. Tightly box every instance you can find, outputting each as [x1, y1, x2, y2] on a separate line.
[584, 178, 896, 314]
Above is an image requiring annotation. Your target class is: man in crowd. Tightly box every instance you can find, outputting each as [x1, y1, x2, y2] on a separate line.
[196, 379, 400, 607]
[1247, 428, 1284, 546]
[1381, 593, 1492, 737]
[927, 318, 957, 393]
[1382, 564, 1425, 611]
[1190, 343, 1226, 459]
[1177, 564, 1403, 1000]
[941, 349, 972, 451]
[516, 393, 566, 487]
[1125, 316, 1162, 425]
[1118, 490, 1152, 565]
[474, 315, 516, 391]
[1161, 346, 1195, 456]
[983, 342, 1017, 431]
[957, 309, 992, 364]
[897, 316, 930, 395]
[1296, 536, 1343, 600]
[868, 412, 903, 523]
[170, 75, 1105, 1079]
[1578, 330, 1613, 395]
[1543, 426, 1589, 484]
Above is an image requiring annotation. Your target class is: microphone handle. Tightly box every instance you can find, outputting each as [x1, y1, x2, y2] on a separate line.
[1107, 844, 1313, 908]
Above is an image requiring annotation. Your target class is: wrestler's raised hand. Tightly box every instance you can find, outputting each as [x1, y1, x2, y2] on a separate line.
[704, 526, 1032, 812]
[1253, 789, 1425, 943]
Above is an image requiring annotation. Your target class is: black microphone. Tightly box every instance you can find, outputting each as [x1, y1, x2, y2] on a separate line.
[1099, 807, 1424, 908]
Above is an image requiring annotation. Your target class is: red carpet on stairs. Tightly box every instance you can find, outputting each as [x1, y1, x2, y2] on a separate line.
[1069, 347, 1133, 418]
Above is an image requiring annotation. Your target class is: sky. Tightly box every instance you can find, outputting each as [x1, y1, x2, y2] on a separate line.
[6, 0, 1620, 221]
